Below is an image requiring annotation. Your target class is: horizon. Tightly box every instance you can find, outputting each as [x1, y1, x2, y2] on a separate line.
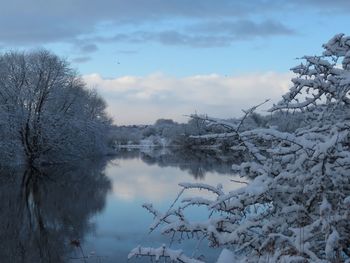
[1, 1, 349, 124]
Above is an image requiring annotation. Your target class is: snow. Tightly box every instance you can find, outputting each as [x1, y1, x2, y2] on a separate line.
[319, 197, 332, 217]
[216, 249, 236, 263]
[128, 245, 205, 263]
[325, 230, 340, 260]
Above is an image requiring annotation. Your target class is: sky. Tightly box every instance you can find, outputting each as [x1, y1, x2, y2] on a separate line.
[1, 0, 350, 125]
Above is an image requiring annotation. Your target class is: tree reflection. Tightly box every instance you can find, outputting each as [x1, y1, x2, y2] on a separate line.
[0, 159, 111, 263]
[115, 148, 246, 179]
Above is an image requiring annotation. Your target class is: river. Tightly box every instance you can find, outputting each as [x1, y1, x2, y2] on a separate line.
[0, 149, 245, 262]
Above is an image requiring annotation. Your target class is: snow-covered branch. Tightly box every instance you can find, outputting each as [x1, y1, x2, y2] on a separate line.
[132, 34, 350, 263]
[128, 245, 205, 263]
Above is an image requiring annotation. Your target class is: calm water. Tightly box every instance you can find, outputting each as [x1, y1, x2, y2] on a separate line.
[0, 149, 244, 262]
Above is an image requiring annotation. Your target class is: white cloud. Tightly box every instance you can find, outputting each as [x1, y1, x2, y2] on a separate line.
[83, 71, 292, 125]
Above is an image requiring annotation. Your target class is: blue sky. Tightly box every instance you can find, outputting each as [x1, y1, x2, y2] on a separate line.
[1, 0, 350, 124]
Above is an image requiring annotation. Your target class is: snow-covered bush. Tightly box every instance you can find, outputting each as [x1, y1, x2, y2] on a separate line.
[130, 34, 350, 262]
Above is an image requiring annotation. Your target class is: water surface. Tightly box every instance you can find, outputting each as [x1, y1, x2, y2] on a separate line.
[0, 149, 243, 262]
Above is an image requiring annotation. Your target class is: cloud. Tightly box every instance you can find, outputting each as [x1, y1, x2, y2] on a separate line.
[298, 0, 350, 12]
[83, 71, 292, 125]
[3, 1, 345, 53]
[0, 1, 275, 29]
[71, 56, 91, 64]
[101, 31, 233, 47]
[0, 1, 296, 48]
[188, 20, 295, 39]
[78, 43, 98, 53]
[81, 19, 294, 48]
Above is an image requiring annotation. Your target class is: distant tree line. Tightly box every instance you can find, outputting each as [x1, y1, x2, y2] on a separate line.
[110, 111, 306, 150]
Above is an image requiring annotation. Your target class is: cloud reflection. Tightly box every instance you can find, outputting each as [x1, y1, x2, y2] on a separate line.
[106, 150, 246, 202]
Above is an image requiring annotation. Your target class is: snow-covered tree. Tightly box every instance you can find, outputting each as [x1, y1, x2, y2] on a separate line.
[130, 34, 350, 262]
[0, 50, 112, 165]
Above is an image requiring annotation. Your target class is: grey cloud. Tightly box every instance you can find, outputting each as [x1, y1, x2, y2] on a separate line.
[226, 20, 290, 36]
[298, 0, 350, 11]
[0, 1, 272, 24]
[0, 0, 286, 46]
[86, 20, 294, 48]
[0, 0, 340, 48]
[152, 31, 233, 47]
[187, 20, 295, 40]
[69, 41, 99, 56]
[87, 31, 231, 48]
[71, 56, 91, 64]
[79, 44, 98, 53]
[0, 17, 84, 45]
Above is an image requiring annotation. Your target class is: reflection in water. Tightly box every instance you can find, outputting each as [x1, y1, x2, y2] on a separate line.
[0, 160, 111, 263]
[115, 148, 245, 179]
[0, 150, 243, 262]
[86, 149, 243, 262]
